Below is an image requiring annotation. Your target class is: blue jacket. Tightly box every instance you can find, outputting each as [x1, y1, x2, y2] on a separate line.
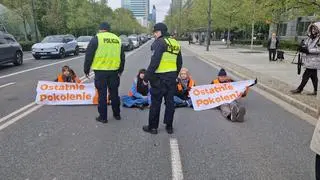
[129, 78, 151, 104]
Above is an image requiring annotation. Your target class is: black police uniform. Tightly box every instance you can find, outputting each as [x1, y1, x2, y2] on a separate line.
[143, 24, 183, 134]
[84, 28, 125, 122]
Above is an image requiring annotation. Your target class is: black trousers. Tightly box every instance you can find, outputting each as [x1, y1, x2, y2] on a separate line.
[148, 77, 176, 129]
[94, 71, 120, 120]
[297, 68, 318, 92]
[316, 154, 320, 180]
[269, 49, 276, 61]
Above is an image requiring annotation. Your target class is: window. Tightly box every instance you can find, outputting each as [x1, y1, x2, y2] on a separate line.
[296, 21, 311, 36]
[278, 23, 287, 36]
[4, 37, 16, 43]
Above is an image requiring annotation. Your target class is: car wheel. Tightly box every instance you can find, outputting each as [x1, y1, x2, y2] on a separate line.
[13, 51, 23, 66]
[59, 48, 66, 59]
[33, 55, 41, 60]
[74, 46, 79, 56]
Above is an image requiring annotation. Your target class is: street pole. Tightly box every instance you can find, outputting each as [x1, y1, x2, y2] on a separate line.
[170, 1, 173, 34]
[206, 0, 212, 51]
[31, 0, 39, 42]
[179, 0, 182, 37]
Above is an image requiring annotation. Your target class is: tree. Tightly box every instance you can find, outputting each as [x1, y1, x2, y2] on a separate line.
[213, 0, 245, 47]
[1, 0, 32, 41]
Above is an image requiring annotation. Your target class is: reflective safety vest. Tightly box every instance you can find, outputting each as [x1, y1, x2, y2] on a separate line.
[177, 79, 195, 92]
[91, 32, 121, 71]
[155, 38, 181, 73]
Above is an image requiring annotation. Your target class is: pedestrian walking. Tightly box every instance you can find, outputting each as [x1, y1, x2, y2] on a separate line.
[291, 22, 320, 96]
[188, 34, 192, 45]
[84, 22, 126, 123]
[267, 33, 280, 61]
[142, 23, 183, 134]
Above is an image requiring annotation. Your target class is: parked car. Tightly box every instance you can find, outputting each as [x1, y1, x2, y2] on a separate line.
[128, 35, 140, 48]
[119, 35, 134, 51]
[32, 35, 79, 59]
[0, 32, 23, 66]
[76, 36, 92, 52]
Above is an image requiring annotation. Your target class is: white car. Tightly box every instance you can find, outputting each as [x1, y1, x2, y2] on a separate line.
[128, 36, 140, 48]
[76, 36, 92, 52]
[32, 35, 79, 59]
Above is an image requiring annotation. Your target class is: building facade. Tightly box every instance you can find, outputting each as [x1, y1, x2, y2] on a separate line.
[121, 0, 149, 27]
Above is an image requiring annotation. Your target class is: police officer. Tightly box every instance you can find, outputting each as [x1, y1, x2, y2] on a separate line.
[84, 22, 125, 123]
[142, 23, 183, 134]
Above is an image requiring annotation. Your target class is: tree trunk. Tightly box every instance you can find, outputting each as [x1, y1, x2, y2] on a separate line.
[22, 18, 28, 41]
[227, 16, 231, 48]
[251, 20, 255, 50]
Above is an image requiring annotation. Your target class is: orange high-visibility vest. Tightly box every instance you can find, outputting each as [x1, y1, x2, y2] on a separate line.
[177, 79, 195, 92]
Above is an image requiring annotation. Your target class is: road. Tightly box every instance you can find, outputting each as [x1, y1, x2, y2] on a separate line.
[0, 41, 316, 180]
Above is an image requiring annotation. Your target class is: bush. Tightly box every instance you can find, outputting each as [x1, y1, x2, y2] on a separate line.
[234, 39, 299, 51]
[233, 39, 266, 45]
[176, 37, 189, 41]
[19, 41, 36, 51]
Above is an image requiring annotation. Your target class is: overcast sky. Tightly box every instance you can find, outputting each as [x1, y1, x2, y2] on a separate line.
[108, 0, 171, 22]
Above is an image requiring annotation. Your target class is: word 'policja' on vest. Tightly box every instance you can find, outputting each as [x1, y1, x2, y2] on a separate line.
[103, 38, 120, 44]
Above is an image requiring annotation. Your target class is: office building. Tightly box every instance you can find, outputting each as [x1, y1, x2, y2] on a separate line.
[121, 0, 149, 27]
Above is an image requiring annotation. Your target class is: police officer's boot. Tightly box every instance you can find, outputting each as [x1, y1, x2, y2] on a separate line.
[142, 125, 158, 134]
[96, 116, 108, 124]
[165, 125, 174, 134]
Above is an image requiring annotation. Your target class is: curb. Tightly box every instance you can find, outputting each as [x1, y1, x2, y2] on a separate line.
[183, 47, 318, 118]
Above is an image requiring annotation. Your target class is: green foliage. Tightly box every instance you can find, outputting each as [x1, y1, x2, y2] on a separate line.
[1, 0, 146, 39]
[19, 41, 36, 51]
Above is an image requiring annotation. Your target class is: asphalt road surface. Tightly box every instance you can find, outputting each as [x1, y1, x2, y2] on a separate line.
[0, 41, 316, 180]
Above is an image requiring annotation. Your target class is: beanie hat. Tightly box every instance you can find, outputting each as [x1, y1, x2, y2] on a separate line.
[99, 22, 111, 31]
[218, 68, 227, 76]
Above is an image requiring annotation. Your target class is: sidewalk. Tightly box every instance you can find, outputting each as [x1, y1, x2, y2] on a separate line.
[181, 41, 319, 118]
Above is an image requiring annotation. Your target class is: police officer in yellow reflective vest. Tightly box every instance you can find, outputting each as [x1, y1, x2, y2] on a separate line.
[143, 23, 183, 134]
[84, 22, 125, 123]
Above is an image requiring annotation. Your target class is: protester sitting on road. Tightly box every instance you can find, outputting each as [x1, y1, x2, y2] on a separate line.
[211, 68, 247, 122]
[55, 65, 81, 83]
[174, 68, 195, 108]
[122, 69, 150, 110]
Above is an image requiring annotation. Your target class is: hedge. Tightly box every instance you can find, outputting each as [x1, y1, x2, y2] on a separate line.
[19, 41, 36, 51]
[233, 39, 299, 51]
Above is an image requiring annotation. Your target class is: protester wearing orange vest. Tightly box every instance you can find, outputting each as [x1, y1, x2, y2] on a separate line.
[55, 65, 81, 83]
[212, 69, 250, 122]
[174, 68, 195, 108]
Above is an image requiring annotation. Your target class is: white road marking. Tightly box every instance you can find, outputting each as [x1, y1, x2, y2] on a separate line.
[0, 55, 84, 79]
[170, 138, 184, 180]
[0, 102, 36, 124]
[0, 104, 43, 131]
[0, 42, 151, 131]
[0, 82, 16, 89]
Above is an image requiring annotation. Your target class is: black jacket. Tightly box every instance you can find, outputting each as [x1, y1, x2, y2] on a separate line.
[267, 38, 280, 50]
[144, 36, 183, 82]
[84, 34, 126, 75]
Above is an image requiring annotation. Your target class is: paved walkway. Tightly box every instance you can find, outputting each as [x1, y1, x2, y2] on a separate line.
[181, 41, 319, 118]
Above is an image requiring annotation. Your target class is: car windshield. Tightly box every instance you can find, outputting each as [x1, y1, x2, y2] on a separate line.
[77, 36, 92, 42]
[120, 37, 129, 43]
[129, 37, 137, 41]
[42, 36, 64, 43]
